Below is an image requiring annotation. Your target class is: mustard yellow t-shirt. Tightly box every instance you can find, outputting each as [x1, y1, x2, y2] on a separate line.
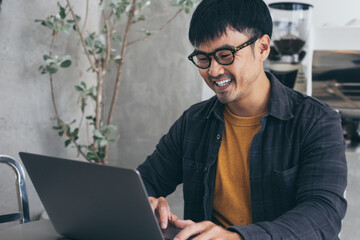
[212, 106, 265, 227]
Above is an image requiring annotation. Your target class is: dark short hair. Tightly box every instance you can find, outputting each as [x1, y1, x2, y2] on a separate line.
[188, 0, 273, 47]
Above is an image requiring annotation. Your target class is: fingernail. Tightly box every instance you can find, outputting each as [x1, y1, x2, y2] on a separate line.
[174, 238, 179, 240]
[161, 223, 167, 229]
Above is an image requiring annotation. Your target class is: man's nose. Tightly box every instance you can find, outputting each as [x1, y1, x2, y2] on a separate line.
[208, 58, 225, 77]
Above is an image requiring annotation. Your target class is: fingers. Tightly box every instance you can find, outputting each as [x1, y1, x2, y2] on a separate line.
[172, 219, 194, 229]
[174, 221, 242, 240]
[174, 221, 212, 240]
[158, 197, 171, 229]
[148, 196, 172, 229]
[169, 213, 179, 225]
[148, 196, 157, 212]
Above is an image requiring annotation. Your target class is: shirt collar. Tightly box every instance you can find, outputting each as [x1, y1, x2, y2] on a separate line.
[266, 71, 294, 120]
[207, 71, 294, 121]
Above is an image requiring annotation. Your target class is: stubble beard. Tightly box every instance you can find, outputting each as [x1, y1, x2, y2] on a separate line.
[215, 78, 252, 105]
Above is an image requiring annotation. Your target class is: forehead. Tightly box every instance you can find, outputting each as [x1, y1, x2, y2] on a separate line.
[196, 28, 249, 52]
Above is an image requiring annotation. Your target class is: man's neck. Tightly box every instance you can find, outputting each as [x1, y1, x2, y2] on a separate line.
[227, 74, 271, 117]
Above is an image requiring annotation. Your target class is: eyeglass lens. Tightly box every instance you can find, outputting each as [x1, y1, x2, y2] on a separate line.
[193, 49, 234, 68]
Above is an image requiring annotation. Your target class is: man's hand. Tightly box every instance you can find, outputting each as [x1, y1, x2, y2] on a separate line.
[173, 220, 243, 240]
[148, 197, 242, 239]
[148, 196, 178, 229]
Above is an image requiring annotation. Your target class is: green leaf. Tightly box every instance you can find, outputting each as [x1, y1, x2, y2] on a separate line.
[75, 15, 81, 22]
[137, 15, 146, 21]
[112, 35, 122, 45]
[60, 55, 72, 68]
[72, 128, 79, 137]
[39, 65, 47, 74]
[59, 5, 66, 19]
[89, 93, 96, 101]
[75, 85, 83, 92]
[52, 126, 62, 130]
[93, 129, 103, 139]
[96, 151, 105, 160]
[103, 125, 117, 132]
[114, 55, 121, 64]
[98, 139, 108, 148]
[58, 119, 65, 126]
[86, 115, 94, 120]
[85, 36, 93, 48]
[60, 59, 71, 68]
[140, 28, 152, 36]
[44, 20, 55, 30]
[44, 57, 56, 65]
[72, 24, 78, 31]
[43, 55, 52, 61]
[86, 152, 98, 162]
[80, 81, 87, 89]
[65, 139, 72, 147]
[60, 24, 71, 34]
[45, 65, 58, 74]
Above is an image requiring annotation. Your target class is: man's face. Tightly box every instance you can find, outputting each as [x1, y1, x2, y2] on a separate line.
[196, 28, 264, 105]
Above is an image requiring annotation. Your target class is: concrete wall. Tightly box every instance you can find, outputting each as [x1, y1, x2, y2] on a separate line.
[1, 0, 360, 238]
[0, 0, 200, 222]
[0, 0, 101, 221]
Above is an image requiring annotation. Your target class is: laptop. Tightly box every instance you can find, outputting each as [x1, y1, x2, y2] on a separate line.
[19, 152, 182, 240]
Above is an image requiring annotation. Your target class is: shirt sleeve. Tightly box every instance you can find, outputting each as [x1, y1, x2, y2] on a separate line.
[137, 113, 185, 198]
[228, 108, 347, 239]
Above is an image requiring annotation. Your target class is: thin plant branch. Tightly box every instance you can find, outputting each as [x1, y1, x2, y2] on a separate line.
[159, 8, 183, 31]
[95, 62, 103, 130]
[48, 31, 88, 160]
[107, 0, 137, 125]
[66, 0, 98, 73]
[127, 8, 183, 46]
[78, 110, 85, 135]
[101, 81, 105, 126]
[81, 0, 89, 33]
[102, 10, 111, 73]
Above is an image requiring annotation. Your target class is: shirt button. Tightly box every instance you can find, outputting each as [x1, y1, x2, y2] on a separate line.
[216, 134, 221, 140]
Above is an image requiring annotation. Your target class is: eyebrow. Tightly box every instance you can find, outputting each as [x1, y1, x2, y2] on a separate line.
[195, 44, 235, 54]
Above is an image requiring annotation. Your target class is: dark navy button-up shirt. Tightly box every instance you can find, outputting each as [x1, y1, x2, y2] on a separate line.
[137, 72, 347, 239]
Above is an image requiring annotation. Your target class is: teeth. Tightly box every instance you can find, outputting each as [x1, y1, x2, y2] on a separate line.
[215, 79, 231, 87]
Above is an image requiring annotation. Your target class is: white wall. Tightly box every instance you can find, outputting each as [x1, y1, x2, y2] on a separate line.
[265, 0, 360, 28]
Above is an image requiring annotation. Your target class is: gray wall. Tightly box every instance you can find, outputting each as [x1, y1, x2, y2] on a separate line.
[1, 1, 360, 239]
[0, 0, 200, 221]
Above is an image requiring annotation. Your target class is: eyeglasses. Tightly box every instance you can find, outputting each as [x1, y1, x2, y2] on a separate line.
[187, 37, 258, 69]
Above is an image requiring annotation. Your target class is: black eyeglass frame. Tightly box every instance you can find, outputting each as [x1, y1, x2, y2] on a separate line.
[187, 37, 259, 69]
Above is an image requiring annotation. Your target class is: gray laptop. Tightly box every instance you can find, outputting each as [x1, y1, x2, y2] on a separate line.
[19, 152, 181, 240]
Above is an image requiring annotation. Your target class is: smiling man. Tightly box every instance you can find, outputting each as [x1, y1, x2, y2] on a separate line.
[137, 0, 347, 239]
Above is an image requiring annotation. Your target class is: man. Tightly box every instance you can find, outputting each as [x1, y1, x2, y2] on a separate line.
[137, 0, 347, 239]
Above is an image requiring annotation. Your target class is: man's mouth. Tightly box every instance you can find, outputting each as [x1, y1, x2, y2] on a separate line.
[214, 79, 232, 87]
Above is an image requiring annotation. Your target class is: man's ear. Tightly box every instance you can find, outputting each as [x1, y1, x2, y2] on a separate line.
[256, 34, 271, 62]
